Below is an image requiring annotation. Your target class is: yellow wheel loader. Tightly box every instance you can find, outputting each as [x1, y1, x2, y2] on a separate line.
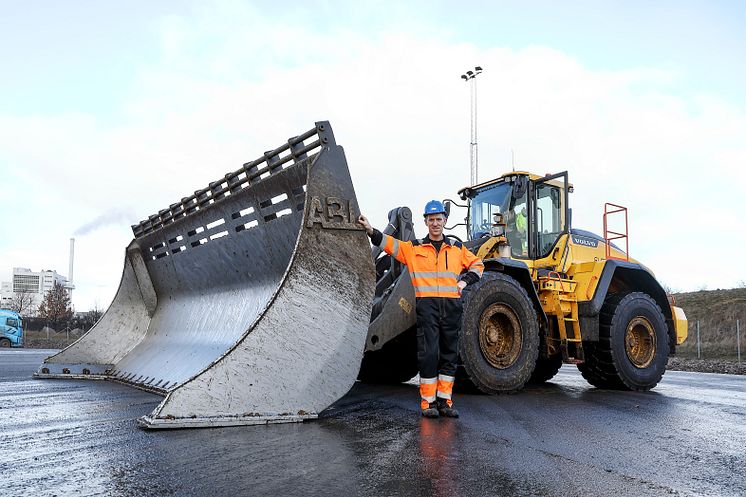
[35, 121, 686, 429]
[362, 171, 688, 394]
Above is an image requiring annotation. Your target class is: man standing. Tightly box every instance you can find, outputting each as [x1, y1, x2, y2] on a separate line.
[358, 200, 484, 418]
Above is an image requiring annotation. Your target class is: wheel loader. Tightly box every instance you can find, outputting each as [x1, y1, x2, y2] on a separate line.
[361, 171, 687, 395]
[35, 121, 687, 429]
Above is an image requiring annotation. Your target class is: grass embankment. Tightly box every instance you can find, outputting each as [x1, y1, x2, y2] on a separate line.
[672, 287, 745, 359]
[665, 287, 745, 375]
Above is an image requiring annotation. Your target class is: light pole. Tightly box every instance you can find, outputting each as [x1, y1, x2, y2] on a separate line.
[461, 66, 483, 185]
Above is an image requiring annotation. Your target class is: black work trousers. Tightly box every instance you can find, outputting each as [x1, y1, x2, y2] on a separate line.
[415, 297, 462, 378]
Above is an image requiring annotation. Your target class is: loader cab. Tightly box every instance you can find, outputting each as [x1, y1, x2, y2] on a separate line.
[461, 171, 571, 261]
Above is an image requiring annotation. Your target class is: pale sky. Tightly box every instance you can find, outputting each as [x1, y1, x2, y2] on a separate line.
[1, 0, 745, 311]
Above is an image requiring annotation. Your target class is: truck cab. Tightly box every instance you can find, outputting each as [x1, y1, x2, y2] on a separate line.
[1, 310, 24, 347]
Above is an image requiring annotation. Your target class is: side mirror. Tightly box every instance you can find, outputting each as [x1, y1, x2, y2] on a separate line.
[443, 200, 451, 218]
[459, 187, 474, 200]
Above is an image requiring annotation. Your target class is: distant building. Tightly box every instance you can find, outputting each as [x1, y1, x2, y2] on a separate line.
[0, 282, 12, 309]
[0, 267, 74, 316]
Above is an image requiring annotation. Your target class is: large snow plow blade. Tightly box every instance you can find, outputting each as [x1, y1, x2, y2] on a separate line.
[36, 122, 375, 428]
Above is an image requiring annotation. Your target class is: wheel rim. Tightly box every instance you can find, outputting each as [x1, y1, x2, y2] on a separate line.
[478, 303, 522, 369]
[625, 316, 657, 368]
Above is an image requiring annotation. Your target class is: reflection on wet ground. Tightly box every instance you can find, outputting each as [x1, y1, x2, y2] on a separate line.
[1, 350, 744, 496]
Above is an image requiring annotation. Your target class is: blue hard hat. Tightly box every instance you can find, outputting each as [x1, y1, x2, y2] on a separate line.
[423, 200, 447, 217]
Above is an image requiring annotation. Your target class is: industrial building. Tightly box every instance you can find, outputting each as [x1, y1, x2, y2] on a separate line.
[0, 239, 76, 315]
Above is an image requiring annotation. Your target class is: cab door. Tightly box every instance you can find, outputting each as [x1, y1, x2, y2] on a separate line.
[529, 172, 569, 261]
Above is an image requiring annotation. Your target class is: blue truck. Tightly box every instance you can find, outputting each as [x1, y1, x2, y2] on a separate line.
[1, 310, 24, 347]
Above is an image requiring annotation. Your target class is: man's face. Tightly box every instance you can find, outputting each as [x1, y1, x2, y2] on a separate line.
[424, 213, 446, 239]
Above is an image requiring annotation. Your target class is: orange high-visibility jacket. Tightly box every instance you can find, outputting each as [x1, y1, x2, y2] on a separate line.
[378, 234, 484, 298]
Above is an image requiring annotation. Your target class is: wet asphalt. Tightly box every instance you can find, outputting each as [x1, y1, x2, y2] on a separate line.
[1, 349, 744, 497]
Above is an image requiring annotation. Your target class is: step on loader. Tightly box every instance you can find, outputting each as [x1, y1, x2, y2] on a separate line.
[36, 122, 375, 429]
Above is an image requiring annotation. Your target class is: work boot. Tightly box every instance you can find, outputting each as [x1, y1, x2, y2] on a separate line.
[437, 398, 459, 418]
[421, 400, 439, 418]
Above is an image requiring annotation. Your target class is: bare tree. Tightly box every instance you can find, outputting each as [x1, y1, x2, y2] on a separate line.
[38, 281, 73, 330]
[88, 301, 103, 325]
[80, 301, 104, 330]
[10, 288, 37, 316]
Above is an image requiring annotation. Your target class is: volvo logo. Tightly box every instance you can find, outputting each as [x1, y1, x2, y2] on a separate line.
[572, 235, 599, 248]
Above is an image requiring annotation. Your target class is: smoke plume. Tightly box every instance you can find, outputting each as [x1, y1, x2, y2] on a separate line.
[74, 209, 133, 236]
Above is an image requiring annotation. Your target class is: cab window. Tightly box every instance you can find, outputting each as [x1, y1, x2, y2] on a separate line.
[469, 182, 513, 240]
[508, 190, 528, 258]
[534, 183, 564, 258]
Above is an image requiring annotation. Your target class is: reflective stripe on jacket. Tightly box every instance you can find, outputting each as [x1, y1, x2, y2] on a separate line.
[378, 234, 484, 298]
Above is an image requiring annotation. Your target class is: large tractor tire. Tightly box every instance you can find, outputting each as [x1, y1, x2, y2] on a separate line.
[459, 272, 540, 394]
[529, 354, 563, 384]
[358, 326, 418, 384]
[578, 292, 669, 391]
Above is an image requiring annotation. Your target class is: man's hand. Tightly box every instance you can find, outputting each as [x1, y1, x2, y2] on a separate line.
[457, 280, 467, 294]
[357, 215, 374, 235]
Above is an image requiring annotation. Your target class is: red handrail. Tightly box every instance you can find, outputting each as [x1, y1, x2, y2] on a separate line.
[603, 203, 629, 261]
[547, 271, 566, 291]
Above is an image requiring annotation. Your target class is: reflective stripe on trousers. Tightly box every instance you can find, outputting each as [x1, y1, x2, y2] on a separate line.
[420, 377, 437, 406]
[437, 374, 455, 400]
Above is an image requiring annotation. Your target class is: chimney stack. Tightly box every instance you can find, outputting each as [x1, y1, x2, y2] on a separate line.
[69, 238, 75, 284]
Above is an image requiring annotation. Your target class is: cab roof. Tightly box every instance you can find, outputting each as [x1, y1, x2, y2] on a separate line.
[457, 170, 573, 197]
